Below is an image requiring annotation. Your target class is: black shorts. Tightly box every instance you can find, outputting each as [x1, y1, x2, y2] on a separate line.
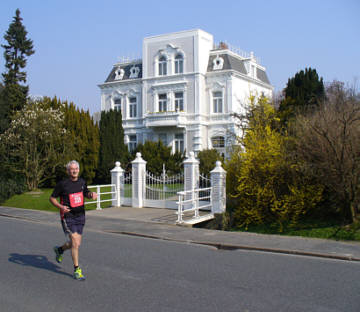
[61, 214, 85, 236]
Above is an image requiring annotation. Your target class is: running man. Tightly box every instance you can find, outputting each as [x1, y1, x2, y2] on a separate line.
[49, 160, 97, 280]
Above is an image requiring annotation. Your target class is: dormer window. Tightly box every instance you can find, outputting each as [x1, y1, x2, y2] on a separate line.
[213, 56, 224, 70]
[114, 67, 125, 80]
[174, 54, 184, 74]
[129, 65, 140, 78]
[158, 55, 167, 76]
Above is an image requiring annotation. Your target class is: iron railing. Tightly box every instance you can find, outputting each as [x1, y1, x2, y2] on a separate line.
[176, 187, 212, 223]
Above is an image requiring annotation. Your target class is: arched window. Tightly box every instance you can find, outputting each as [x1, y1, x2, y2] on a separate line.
[211, 136, 225, 148]
[158, 55, 167, 76]
[174, 54, 183, 74]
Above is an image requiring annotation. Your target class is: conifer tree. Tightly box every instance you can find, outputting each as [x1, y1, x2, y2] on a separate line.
[135, 141, 184, 175]
[97, 109, 128, 183]
[197, 149, 223, 176]
[278, 68, 324, 126]
[62, 102, 99, 184]
[39, 97, 99, 186]
[0, 9, 34, 133]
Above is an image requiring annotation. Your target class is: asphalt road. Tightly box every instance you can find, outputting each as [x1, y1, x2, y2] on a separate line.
[1, 216, 359, 312]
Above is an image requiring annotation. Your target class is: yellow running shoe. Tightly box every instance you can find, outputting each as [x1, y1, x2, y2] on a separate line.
[53, 246, 63, 263]
[74, 267, 86, 281]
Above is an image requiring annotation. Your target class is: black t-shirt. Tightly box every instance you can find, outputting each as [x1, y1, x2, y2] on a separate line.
[51, 178, 90, 217]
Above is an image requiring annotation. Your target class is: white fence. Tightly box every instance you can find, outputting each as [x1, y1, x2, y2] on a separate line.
[108, 151, 226, 223]
[176, 187, 212, 223]
[84, 184, 117, 210]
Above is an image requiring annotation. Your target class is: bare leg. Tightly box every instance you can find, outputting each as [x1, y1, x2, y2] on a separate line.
[70, 233, 82, 267]
[61, 240, 72, 251]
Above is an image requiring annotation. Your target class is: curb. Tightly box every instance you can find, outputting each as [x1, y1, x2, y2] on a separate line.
[2, 211, 360, 262]
[104, 230, 360, 262]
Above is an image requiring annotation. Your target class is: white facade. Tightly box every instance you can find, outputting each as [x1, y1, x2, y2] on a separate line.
[99, 29, 273, 157]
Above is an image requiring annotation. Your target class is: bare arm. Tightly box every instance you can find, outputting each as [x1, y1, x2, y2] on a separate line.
[49, 196, 70, 213]
[88, 192, 98, 200]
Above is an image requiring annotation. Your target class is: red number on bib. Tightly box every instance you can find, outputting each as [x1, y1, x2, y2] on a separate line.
[69, 192, 84, 207]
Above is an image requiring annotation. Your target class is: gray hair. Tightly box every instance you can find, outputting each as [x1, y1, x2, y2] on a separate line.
[66, 160, 80, 171]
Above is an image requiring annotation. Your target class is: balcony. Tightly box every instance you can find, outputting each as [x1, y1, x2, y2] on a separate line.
[144, 111, 187, 128]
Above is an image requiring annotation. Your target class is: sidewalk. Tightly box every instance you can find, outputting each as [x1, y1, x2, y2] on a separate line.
[1, 206, 360, 261]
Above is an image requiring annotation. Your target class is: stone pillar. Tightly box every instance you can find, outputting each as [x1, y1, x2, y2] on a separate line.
[132, 152, 147, 208]
[210, 161, 226, 214]
[183, 151, 199, 192]
[111, 161, 124, 207]
[183, 151, 199, 211]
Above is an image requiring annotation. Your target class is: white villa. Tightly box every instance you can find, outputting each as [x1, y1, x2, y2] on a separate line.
[98, 29, 273, 157]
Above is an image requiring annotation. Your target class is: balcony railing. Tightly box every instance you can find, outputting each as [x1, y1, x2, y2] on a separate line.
[144, 111, 187, 127]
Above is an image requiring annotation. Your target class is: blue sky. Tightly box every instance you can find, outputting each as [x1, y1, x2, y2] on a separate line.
[0, 0, 359, 114]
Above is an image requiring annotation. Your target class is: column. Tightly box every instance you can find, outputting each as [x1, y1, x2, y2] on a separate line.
[111, 161, 124, 207]
[132, 152, 147, 208]
[183, 151, 199, 210]
[210, 161, 226, 214]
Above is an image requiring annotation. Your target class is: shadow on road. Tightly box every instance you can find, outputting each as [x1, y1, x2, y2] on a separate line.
[8, 253, 73, 278]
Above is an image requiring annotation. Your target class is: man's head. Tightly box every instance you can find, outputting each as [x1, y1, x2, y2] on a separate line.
[66, 160, 80, 180]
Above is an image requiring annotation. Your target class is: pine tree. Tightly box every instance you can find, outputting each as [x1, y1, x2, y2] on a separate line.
[0, 9, 34, 133]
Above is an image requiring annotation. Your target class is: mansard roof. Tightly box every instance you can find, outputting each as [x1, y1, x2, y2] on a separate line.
[105, 62, 143, 83]
[207, 54, 270, 85]
[256, 67, 270, 84]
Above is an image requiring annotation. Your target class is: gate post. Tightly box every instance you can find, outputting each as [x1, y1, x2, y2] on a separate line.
[183, 152, 199, 209]
[210, 161, 226, 214]
[111, 161, 123, 207]
[132, 152, 147, 208]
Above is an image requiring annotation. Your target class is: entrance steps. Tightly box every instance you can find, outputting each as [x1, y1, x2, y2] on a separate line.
[180, 213, 214, 226]
[148, 209, 214, 226]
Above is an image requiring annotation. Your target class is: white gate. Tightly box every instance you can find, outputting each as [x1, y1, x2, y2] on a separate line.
[121, 172, 132, 206]
[109, 153, 226, 224]
[144, 170, 184, 209]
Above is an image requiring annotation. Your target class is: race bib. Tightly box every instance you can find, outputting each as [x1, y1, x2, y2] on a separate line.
[69, 192, 84, 208]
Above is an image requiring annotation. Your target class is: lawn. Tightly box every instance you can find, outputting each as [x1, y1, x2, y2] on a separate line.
[234, 219, 360, 242]
[2, 186, 114, 212]
[3, 188, 360, 242]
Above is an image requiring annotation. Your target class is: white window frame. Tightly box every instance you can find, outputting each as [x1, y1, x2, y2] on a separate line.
[128, 96, 137, 118]
[174, 133, 184, 153]
[174, 54, 184, 74]
[211, 136, 225, 148]
[158, 93, 167, 112]
[128, 135, 137, 152]
[158, 55, 167, 76]
[113, 98, 122, 112]
[212, 91, 223, 113]
[174, 91, 184, 111]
